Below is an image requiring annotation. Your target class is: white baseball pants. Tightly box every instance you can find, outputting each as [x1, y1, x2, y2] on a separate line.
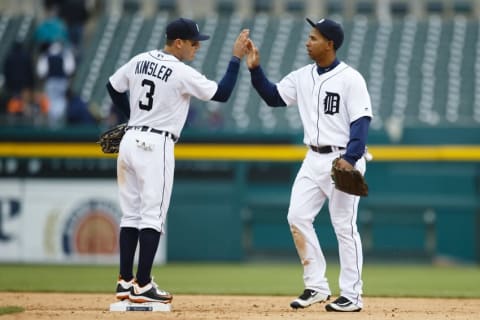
[117, 129, 175, 234]
[287, 149, 365, 307]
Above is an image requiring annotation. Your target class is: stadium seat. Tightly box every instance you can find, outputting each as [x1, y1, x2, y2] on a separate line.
[426, 1, 444, 14]
[216, 0, 235, 14]
[254, 0, 273, 13]
[453, 0, 473, 14]
[123, 0, 140, 13]
[356, 1, 375, 15]
[285, 1, 305, 14]
[157, 0, 176, 12]
[390, 1, 409, 16]
[327, 0, 344, 15]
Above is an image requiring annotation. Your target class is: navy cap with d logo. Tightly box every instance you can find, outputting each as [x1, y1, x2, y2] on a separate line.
[166, 18, 210, 41]
[306, 18, 344, 50]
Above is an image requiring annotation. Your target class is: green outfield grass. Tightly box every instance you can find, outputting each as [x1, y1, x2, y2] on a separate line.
[0, 306, 24, 315]
[0, 263, 479, 298]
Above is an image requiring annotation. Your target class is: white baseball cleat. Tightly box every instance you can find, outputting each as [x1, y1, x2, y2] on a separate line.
[290, 289, 330, 309]
[325, 296, 362, 312]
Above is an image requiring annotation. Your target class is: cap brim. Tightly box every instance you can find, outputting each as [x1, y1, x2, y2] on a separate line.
[306, 18, 316, 28]
[192, 34, 210, 41]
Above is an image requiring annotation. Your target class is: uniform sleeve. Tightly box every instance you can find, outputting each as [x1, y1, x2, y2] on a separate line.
[181, 66, 218, 101]
[276, 70, 299, 106]
[109, 61, 131, 93]
[343, 116, 371, 166]
[249, 66, 286, 107]
[106, 81, 130, 118]
[345, 71, 373, 122]
[211, 57, 240, 102]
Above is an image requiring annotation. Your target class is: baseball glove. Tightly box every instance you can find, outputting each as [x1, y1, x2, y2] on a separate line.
[97, 123, 127, 154]
[331, 157, 369, 196]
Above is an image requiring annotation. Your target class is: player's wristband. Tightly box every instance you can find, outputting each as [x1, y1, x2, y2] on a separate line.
[248, 65, 261, 73]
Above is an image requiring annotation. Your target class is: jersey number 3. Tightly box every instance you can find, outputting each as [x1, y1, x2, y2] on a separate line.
[139, 79, 155, 111]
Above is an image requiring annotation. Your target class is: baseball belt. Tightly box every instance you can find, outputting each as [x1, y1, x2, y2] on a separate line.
[126, 126, 178, 142]
[310, 145, 345, 154]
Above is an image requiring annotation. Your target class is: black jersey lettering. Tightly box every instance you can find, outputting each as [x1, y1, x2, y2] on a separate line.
[135, 60, 172, 82]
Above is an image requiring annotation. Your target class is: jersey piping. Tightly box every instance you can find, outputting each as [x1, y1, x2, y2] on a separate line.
[158, 135, 167, 233]
[314, 64, 350, 147]
[147, 50, 182, 63]
[350, 196, 362, 305]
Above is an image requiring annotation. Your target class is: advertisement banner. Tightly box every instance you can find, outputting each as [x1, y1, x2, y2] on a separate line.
[0, 179, 166, 264]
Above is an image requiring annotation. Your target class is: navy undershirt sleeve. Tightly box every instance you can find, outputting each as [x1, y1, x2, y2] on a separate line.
[342, 116, 371, 166]
[249, 66, 286, 107]
[106, 81, 130, 118]
[211, 57, 241, 102]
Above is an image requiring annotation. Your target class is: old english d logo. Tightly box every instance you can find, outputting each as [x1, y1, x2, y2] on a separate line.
[324, 92, 340, 115]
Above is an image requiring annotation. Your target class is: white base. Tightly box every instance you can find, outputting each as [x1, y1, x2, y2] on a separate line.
[110, 300, 172, 312]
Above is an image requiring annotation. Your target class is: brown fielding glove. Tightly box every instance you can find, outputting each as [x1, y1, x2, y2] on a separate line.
[331, 157, 369, 196]
[97, 123, 127, 154]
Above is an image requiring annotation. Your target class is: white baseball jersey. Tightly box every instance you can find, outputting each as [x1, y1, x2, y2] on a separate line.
[276, 61, 373, 147]
[109, 50, 218, 138]
[109, 49, 219, 233]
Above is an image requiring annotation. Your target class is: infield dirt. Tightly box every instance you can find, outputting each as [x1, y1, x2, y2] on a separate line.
[0, 292, 479, 320]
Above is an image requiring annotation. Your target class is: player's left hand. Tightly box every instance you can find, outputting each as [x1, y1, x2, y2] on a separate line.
[334, 157, 353, 170]
[246, 39, 260, 69]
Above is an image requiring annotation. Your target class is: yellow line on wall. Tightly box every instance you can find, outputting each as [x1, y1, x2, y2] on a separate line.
[369, 145, 480, 161]
[0, 143, 109, 158]
[175, 144, 307, 161]
[0, 143, 479, 161]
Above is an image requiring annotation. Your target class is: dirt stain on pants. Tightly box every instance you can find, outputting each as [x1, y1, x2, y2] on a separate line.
[290, 224, 309, 266]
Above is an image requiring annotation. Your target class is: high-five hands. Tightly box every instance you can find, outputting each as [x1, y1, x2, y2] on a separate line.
[233, 33, 260, 68]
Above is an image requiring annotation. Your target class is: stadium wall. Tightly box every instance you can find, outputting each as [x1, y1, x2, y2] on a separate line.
[0, 128, 478, 264]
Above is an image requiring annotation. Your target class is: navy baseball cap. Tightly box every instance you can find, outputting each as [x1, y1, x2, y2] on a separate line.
[166, 18, 210, 41]
[306, 18, 344, 50]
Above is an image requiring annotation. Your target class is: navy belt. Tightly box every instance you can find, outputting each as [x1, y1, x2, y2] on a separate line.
[309, 145, 345, 154]
[126, 126, 178, 142]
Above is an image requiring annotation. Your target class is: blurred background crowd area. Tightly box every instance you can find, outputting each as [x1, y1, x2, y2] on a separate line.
[0, 0, 479, 140]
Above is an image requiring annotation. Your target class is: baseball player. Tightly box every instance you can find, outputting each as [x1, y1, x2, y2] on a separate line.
[107, 17, 249, 303]
[246, 18, 372, 312]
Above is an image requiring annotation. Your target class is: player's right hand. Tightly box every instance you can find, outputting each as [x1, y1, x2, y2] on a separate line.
[233, 29, 250, 59]
[246, 39, 260, 69]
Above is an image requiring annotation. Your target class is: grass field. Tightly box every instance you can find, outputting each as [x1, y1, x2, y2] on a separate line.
[0, 263, 479, 298]
[0, 306, 24, 315]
